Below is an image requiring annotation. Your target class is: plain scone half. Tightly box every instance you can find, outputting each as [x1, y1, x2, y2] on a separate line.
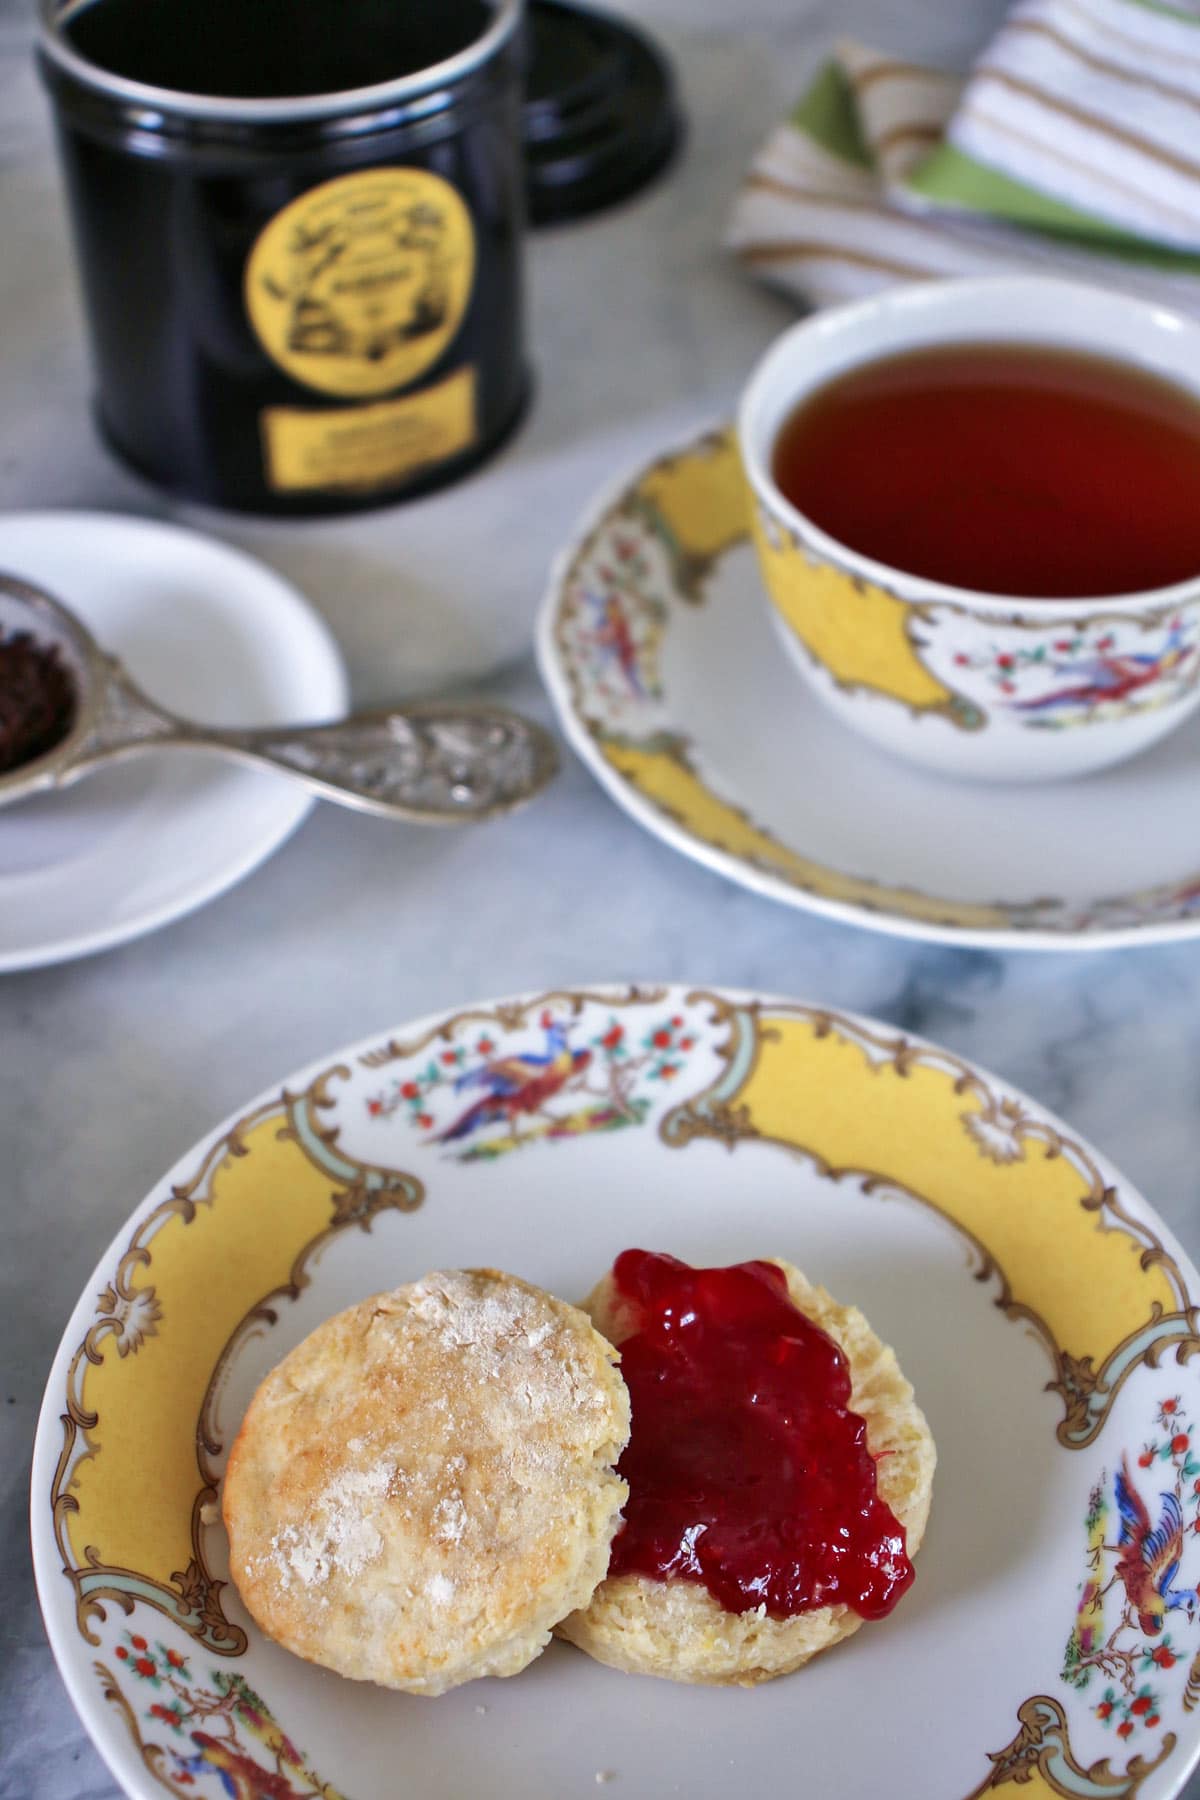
[222, 1268, 631, 1695]
[556, 1257, 935, 1686]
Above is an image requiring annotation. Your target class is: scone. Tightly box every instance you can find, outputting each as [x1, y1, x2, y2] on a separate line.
[556, 1251, 935, 1686]
[222, 1268, 630, 1695]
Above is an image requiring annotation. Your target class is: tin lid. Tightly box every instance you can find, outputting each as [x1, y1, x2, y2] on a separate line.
[523, 0, 682, 225]
[39, 0, 523, 127]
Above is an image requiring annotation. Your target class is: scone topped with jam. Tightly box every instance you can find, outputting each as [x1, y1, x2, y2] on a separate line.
[222, 1268, 630, 1696]
[557, 1250, 935, 1685]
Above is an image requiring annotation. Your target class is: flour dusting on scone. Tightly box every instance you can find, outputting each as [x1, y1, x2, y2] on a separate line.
[222, 1268, 630, 1694]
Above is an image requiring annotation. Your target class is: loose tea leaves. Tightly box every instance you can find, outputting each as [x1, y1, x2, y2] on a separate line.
[0, 633, 76, 774]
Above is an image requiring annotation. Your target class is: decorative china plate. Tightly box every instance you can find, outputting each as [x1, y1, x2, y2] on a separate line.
[536, 431, 1200, 950]
[0, 512, 347, 971]
[32, 985, 1200, 1800]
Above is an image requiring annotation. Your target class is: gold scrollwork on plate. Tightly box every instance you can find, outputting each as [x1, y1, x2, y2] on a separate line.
[46, 989, 1200, 1800]
[662, 993, 1197, 1451]
[51, 1083, 424, 1655]
[969, 1695, 1175, 1798]
[356, 985, 670, 1069]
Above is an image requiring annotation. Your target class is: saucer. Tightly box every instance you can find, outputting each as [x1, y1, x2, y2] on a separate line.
[0, 511, 347, 971]
[537, 428, 1200, 950]
[31, 984, 1200, 1799]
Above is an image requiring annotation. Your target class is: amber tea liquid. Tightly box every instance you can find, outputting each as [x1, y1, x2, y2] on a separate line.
[771, 344, 1200, 599]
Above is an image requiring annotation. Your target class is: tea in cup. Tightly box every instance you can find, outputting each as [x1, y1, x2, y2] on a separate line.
[738, 277, 1200, 783]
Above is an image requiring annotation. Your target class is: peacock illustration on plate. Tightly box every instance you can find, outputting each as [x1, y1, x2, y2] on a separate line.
[365, 1009, 699, 1161]
[1063, 1397, 1200, 1745]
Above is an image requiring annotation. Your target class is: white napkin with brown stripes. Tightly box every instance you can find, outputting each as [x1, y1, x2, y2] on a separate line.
[727, 0, 1200, 314]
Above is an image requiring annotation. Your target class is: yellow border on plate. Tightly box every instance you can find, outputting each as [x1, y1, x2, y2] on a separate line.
[46, 991, 1199, 1798]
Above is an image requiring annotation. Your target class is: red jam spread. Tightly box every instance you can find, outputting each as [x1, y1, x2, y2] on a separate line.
[607, 1250, 914, 1620]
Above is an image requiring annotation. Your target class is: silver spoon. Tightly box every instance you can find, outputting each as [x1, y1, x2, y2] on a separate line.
[0, 573, 558, 823]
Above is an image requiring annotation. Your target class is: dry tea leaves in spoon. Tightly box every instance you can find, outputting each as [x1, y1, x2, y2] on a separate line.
[0, 572, 558, 825]
[0, 632, 77, 774]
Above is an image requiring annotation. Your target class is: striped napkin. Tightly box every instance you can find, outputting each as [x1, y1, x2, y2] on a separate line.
[727, 1, 1200, 316]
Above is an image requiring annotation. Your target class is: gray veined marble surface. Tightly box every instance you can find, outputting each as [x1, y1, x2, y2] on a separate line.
[2, 0, 1200, 1795]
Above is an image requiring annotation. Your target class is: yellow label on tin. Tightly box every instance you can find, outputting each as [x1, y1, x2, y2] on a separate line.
[245, 167, 476, 399]
[260, 365, 478, 492]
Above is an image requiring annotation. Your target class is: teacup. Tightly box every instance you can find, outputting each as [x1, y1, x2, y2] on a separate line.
[737, 276, 1200, 783]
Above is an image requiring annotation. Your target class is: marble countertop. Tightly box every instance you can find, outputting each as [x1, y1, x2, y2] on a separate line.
[3, 0, 1200, 1794]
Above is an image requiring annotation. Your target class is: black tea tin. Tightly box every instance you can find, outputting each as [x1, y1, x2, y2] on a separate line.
[38, 0, 530, 514]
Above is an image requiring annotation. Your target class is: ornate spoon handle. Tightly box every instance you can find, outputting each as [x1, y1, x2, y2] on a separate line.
[51, 662, 559, 823]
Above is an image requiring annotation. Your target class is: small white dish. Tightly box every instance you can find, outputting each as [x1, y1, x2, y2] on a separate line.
[537, 427, 1200, 950]
[0, 510, 347, 970]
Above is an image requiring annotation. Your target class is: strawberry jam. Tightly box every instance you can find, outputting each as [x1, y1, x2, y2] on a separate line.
[607, 1250, 913, 1619]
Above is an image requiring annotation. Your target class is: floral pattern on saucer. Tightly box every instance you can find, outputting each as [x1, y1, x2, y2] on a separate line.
[568, 540, 669, 704]
[539, 428, 1200, 948]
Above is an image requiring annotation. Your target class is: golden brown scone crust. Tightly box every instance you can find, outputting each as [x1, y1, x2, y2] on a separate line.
[223, 1268, 630, 1695]
[556, 1258, 934, 1686]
